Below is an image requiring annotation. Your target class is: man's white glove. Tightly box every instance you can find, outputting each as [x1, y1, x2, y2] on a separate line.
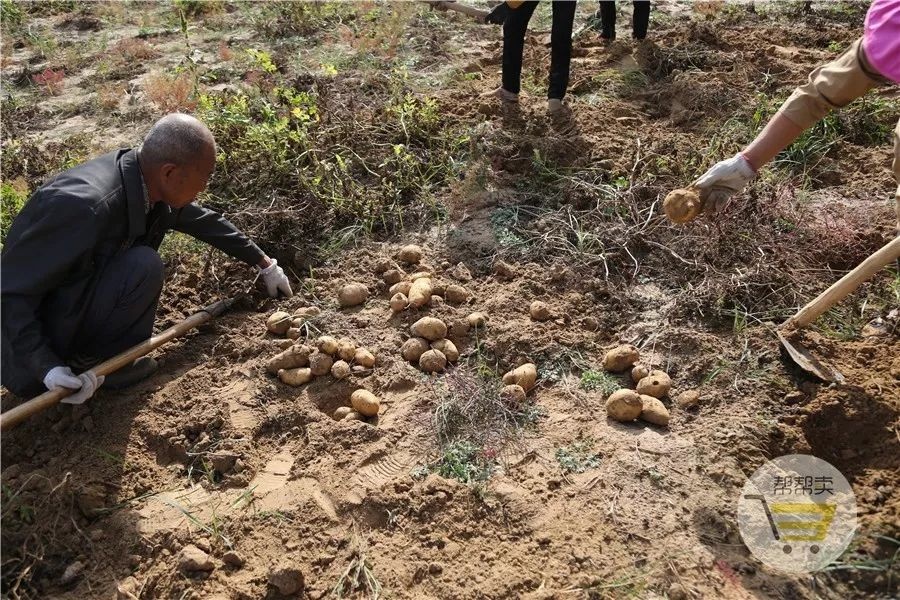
[692, 153, 756, 214]
[43, 366, 104, 405]
[259, 259, 293, 298]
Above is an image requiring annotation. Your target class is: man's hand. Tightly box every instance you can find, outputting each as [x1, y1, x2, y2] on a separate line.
[485, 2, 510, 24]
[43, 366, 104, 405]
[692, 153, 756, 214]
[259, 258, 293, 298]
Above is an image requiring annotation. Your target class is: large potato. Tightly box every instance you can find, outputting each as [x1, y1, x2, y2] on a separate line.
[408, 278, 433, 308]
[266, 311, 292, 335]
[639, 395, 670, 426]
[278, 367, 313, 387]
[354, 348, 376, 368]
[401, 337, 430, 362]
[266, 345, 312, 374]
[663, 188, 700, 224]
[636, 370, 672, 399]
[502, 363, 537, 392]
[309, 351, 334, 376]
[419, 349, 447, 373]
[603, 345, 640, 373]
[337, 339, 357, 361]
[338, 283, 368, 307]
[431, 339, 459, 362]
[605, 389, 642, 422]
[410, 317, 447, 341]
[398, 244, 423, 264]
[331, 360, 351, 380]
[317, 336, 339, 356]
[350, 389, 380, 417]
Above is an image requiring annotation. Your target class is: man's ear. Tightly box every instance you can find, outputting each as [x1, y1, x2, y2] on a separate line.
[159, 163, 178, 184]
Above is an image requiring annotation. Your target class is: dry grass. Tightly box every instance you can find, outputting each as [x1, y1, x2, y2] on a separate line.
[145, 71, 196, 112]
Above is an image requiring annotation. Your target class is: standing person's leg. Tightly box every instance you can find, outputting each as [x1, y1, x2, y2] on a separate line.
[548, 0, 577, 102]
[632, 0, 650, 39]
[502, 1, 539, 97]
[598, 0, 616, 39]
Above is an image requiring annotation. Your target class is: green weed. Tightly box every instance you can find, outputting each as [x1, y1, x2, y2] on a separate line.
[555, 437, 602, 474]
[1, 180, 28, 246]
[579, 370, 619, 394]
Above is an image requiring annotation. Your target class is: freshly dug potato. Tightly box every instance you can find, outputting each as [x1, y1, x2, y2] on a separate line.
[275, 339, 294, 350]
[390, 293, 408, 312]
[266, 311, 292, 335]
[410, 317, 447, 341]
[344, 411, 363, 421]
[398, 244, 423, 264]
[636, 370, 672, 399]
[631, 364, 650, 383]
[675, 389, 700, 409]
[333, 406, 352, 421]
[317, 336, 339, 356]
[354, 348, 376, 368]
[389, 281, 413, 296]
[603, 345, 640, 373]
[285, 327, 303, 340]
[639, 395, 670, 426]
[337, 339, 357, 361]
[449, 319, 471, 337]
[431, 339, 459, 362]
[338, 283, 368, 307]
[467, 312, 487, 328]
[605, 389, 642, 422]
[663, 188, 701, 224]
[293, 306, 321, 319]
[350, 389, 380, 417]
[502, 363, 537, 392]
[500, 384, 526, 404]
[266, 345, 312, 374]
[408, 278, 433, 308]
[444, 285, 470, 305]
[331, 360, 351, 380]
[401, 337, 430, 362]
[309, 351, 334, 376]
[529, 301, 552, 321]
[410, 271, 433, 282]
[278, 367, 313, 387]
[383, 269, 405, 285]
[419, 349, 447, 373]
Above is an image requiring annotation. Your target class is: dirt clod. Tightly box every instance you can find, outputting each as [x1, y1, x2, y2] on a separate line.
[383, 268, 405, 285]
[268, 564, 304, 596]
[501, 384, 527, 404]
[309, 352, 334, 376]
[675, 389, 701, 409]
[222, 551, 245, 568]
[445, 284, 470, 304]
[529, 301, 552, 321]
[179, 544, 214, 573]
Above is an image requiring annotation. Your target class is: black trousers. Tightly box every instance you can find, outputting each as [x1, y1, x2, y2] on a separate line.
[599, 1, 650, 39]
[502, 0, 577, 100]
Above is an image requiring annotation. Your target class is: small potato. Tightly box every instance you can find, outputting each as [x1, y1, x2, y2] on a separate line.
[338, 283, 368, 308]
[401, 337, 430, 362]
[354, 348, 376, 368]
[286, 327, 302, 340]
[266, 311, 292, 335]
[444, 285, 470, 305]
[337, 339, 357, 361]
[663, 188, 701, 224]
[408, 278, 433, 308]
[636, 370, 672, 399]
[383, 269, 405, 285]
[603, 344, 640, 373]
[344, 410, 363, 421]
[639, 395, 670, 426]
[309, 351, 334, 376]
[449, 319, 471, 337]
[331, 360, 351, 380]
[398, 244, 423, 264]
[266, 345, 312, 374]
[429, 295, 444, 307]
[278, 367, 313, 387]
[502, 363, 537, 392]
[500, 384, 526, 404]
[389, 281, 413, 296]
[675, 390, 700, 409]
[410, 317, 447, 341]
[467, 312, 487, 328]
[529, 301, 552, 321]
[317, 336, 339, 356]
[333, 406, 352, 421]
[293, 306, 321, 319]
[419, 349, 447, 373]
[390, 293, 408, 312]
[605, 389, 642, 422]
[350, 389, 380, 417]
[431, 339, 459, 362]
[631, 364, 650, 383]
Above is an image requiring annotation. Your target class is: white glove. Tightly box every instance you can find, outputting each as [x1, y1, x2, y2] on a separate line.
[259, 259, 293, 298]
[43, 366, 104, 405]
[692, 153, 756, 214]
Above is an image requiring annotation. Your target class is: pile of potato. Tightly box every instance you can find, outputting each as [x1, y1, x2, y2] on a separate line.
[500, 363, 537, 404]
[601, 344, 672, 427]
[379, 244, 473, 313]
[402, 317, 457, 373]
[332, 389, 381, 423]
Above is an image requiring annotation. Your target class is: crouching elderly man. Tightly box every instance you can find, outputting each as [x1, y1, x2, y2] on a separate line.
[1, 113, 292, 404]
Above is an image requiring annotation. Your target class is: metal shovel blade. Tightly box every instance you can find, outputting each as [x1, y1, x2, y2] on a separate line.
[776, 330, 844, 384]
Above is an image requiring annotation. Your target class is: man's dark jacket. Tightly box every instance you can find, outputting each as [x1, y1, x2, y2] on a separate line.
[1, 148, 264, 396]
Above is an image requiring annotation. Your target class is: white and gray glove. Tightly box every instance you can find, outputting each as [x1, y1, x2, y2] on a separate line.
[259, 259, 293, 298]
[43, 366, 104, 405]
[692, 153, 756, 214]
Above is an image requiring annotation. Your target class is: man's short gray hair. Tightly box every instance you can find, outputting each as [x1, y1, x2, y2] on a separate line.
[140, 113, 216, 168]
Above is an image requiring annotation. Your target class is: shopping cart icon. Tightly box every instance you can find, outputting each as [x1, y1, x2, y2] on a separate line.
[744, 495, 836, 555]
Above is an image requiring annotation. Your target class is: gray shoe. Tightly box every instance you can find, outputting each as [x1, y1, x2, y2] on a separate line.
[104, 357, 158, 389]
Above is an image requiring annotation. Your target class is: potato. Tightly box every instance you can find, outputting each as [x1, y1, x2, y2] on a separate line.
[636, 370, 672, 399]
[286, 327, 302, 340]
[449, 319, 471, 337]
[344, 411, 363, 421]
[333, 406, 352, 421]
[317, 336, 339, 356]
[603, 344, 640, 373]
[266, 345, 312, 374]
[500, 384, 526, 404]
[675, 389, 700, 409]
[398, 244, 423, 264]
[401, 337, 430, 362]
[338, 283, 368, 307]
[389, 281, 413, 296]
[408, 278, 433, 308]
[354, 348, 376, 368]
[293, 306, 321, 319]
[383, 269, 405, 285]
[431, 281, 446, 297]
[390, 293, 408, 312]
[431, 339, 459, 362]
[502, 363, 537, 392]
[663, 188, 701, 224]
[337, 339, 357, 361]
[605, 389, 642, 422]
[410, 317, 447, 341]
[266, 311, 292, 335]
[529, 301, 552, 321]
[419, 349, 447, 373]
[444, 285, 470, 305]
[350, 389, 380, 417]
[467, 312, 487, 328]
[639, 395, 670, 426]
[410, 271, 433, 282]
[429, 295, 444, 308]
[631, 364, 650, 383]
[275, 339, 294, 350]
[278, 367, 313, 387]
[309, 351, 334, 376]
[331, 360, 351, 380]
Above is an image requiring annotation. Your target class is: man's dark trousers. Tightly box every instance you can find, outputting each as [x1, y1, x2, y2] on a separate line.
[502, 1, 577, 100]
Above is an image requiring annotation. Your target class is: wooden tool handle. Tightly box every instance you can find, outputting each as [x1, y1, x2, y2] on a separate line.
[436, 1, 489, 19]
[786, 236, 900, 329]
[0, 298, 232, 432]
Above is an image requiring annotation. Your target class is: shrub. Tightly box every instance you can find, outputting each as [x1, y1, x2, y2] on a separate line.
[145, 70, 196, 112]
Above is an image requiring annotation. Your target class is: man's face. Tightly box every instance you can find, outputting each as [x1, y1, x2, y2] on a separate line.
[158, 148, 215, 209]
